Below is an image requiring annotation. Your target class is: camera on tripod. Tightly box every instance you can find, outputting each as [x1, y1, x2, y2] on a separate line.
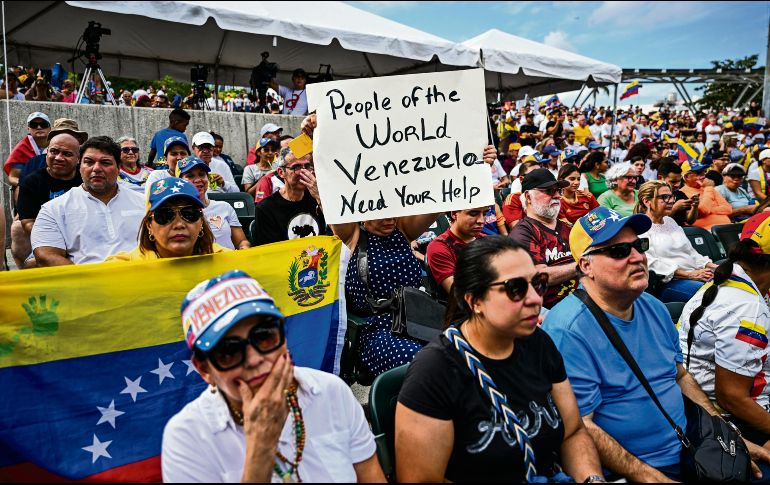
[249, 51, 279, 113]
[82, 21, 111, 61]
[190, 64, 209, 109]
[306, 64, 334, 84]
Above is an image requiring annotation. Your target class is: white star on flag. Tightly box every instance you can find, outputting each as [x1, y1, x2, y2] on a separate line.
[182, 359, 197, 376]
[170, 186, 181, 193]
[120, 376, 147, 402]
[82, 434, 112, 463]
[96, 400, 125, 428]
[150, 358, 175, 384]
[175, 181, 186, 187]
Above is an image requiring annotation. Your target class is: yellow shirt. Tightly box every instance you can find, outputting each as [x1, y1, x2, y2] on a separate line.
[105, 243, 230, 261]
[573, 125, 592, 145]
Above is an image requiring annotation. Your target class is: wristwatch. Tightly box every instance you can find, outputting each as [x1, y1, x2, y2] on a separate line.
[583, 475, 605, 483]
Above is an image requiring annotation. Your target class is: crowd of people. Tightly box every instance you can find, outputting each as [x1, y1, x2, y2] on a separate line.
[1, 64, 310, 115]
[5, 95, 770, 483]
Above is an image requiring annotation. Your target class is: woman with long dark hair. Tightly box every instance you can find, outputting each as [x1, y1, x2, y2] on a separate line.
[395, 236, 604, 482]
[558, 164, 599, 224]
[678, 212, 770, 446]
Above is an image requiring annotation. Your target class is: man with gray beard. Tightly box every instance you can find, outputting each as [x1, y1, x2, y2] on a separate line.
[509, 168, 578, 308]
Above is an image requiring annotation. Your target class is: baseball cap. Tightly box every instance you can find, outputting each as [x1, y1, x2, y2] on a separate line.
[722, 163, 746, 177]
[47, 118, 88, 144]
[176, 156, 211, 175]
[729, 149, 745, 163]
[570, 207, 652, 262]
[711, 150, 727, 160]
[260, 123, 283, 137]
[760, 149, 770, 162]
[518, 146, 536, 159]
[521, 168, 569, 192]
[740, 212, 770, 255]
[543, 145, 561, 157]
[684, 160, 711, 173]
[181, 270, 285, 351]
[587, 141, 602, 150]
[191, 132, 216, 147]
[146, 177, 204, 212]
[26, 112, 50, 124]
[164, 136, 189, 155]
[258, 137, 279, 150]
[508, 142, 522, 152]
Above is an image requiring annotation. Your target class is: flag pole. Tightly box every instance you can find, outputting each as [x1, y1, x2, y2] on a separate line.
[609, 83, 619, 163]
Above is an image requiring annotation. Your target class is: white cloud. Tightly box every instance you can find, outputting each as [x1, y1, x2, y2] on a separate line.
[588, 1, 716, 30]
[543, 31, 577, 52]
[354, 1, 419, 12]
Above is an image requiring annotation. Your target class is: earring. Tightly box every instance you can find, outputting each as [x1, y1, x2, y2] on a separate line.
[198, 229, 204, 239]
[148, 233, 155, 242]
[209, 384, 217, 394]
[475, 309, 481, 314]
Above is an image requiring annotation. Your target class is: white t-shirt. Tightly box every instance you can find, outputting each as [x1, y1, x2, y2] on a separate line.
[589, 124, 603, 144]
[490, 160, 507, 184]
[204, 200, 241, 250]
[279, 85, 308, 116]
[678, 265, 770, 411]
[600, 123, 619, 147]
[633, 125, 651, 142]
[161, 367, 376, 483]
[119, 166, 154, 194]
[705, 124, 722, 148]
[639, 216, 711, 282]
[31, 185, 145, 264]
[242, 164, 271, 186]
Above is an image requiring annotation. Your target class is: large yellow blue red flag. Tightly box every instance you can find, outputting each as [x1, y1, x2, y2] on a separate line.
[0, 236, 347, 481]
[620, 81, 641, 101]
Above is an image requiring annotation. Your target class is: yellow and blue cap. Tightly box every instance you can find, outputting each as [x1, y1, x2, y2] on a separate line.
[570, 207, 652, 262]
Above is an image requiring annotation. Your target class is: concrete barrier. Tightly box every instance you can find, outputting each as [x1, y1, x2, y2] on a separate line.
[0, 100, 303, 247]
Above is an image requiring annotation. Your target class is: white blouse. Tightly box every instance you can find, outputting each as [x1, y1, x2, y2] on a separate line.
[639, 216, 711, 282]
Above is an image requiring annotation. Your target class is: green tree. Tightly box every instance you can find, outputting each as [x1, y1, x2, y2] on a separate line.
[696, 54, 761, 110]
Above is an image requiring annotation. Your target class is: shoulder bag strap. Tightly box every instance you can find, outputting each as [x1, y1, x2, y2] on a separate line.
[356, 228, 392, 313]
[573, 289, 690, 448]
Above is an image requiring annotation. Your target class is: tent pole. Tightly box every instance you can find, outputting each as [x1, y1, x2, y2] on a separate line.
[362, 53, 378, 77]
[609, 83, 618, 159]
[571, 84, 586, 109]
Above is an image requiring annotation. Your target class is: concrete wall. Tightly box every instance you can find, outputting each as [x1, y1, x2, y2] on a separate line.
[0, 100, 302, 248]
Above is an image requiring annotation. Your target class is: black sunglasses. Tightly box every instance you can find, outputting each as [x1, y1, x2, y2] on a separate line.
[121, 147, 140, 154]
[488, 272, 549, 302]
[584, 238, 649, 259]
[28, 121, 49, 129]
[207, 318, 285, 371]
[152, 205, 202, 225]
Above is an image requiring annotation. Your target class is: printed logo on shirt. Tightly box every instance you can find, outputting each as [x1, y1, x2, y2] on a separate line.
[49, 189, 66, 200]
[287, 213, 319, 240]
[736, 320, 769, 349]
[545, 247, 572, 263]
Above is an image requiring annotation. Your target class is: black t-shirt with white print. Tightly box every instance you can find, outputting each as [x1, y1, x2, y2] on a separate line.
[398, 327, 567, 483]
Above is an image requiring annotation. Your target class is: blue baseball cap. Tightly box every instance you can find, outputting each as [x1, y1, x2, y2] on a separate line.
[258, 137, 279, 149]
[563, 147, 579, 161]
[543, 145, 561, 157]
[587, 141, 602, 150]
[164, 136, 190, 155]
[146, 177, 204, 212]
[176, 156, 211, 175]
[570, 207, 652, 262]
[181, 270, 285, 351]
[686, 161, 711, 173]
[729, 148, 744, 163]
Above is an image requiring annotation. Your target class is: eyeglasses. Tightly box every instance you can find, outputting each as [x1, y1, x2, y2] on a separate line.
[656, 194, 675, 203]
[621, 175, 638, 181]
[584, 238, 650, 259]
[207, 318, 285, 371]
[285, 163, 315, 172]
[151, 205, 202, 225]
[28, 121, 49, 129]
[488, 272, 549, 302]
[534, 187, 563, 197]
[121, 147, 140, 154]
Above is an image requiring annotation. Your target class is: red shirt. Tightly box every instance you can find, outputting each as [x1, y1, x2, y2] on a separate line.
[502, 192, 525, 226]
[509, 217, 577, 308]
[558, 192, 599, 225]
[426, 229, 469, 287]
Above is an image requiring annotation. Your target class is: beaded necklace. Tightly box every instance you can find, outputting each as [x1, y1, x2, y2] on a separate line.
[225, 384, 305, 483]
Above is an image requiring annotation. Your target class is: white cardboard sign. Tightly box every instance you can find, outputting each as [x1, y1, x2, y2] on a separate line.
[306, 68, 493, 224]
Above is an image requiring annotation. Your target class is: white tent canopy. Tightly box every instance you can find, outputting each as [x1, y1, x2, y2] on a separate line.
[4, 1, 479, 88]
[462, 29, 622, 101]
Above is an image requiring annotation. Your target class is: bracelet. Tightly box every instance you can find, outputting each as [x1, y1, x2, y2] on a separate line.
[583, 475, 605, 483]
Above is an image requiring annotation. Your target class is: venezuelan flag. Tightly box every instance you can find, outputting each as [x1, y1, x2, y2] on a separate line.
[677, 139, 701, 165]
[620, 81, 641, 101]
[743, 117, 765, 135]
[544, 94, 560, 108]
[736, 320, 769, 349]
[0, 236, 347, 481]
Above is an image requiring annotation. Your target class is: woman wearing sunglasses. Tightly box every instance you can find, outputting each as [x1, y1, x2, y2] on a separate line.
[597, 162, 639, 217]
[177, 156, 250, 250]
[396, 236, 604, 483]
[116, 136, 153, 194]
[162, 270, 385, 483]
[105, 177, 228, 261]
[635, 180, 717, 303]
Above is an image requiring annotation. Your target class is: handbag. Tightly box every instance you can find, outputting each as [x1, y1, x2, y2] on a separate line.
[356, 229, 445, 343]
[573, 289, 750, 483]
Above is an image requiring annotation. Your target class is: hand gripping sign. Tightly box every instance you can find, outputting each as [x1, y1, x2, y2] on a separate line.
[307, 68, 493, 224]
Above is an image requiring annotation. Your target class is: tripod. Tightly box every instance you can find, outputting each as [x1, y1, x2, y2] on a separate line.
[75, 61, 117, 105]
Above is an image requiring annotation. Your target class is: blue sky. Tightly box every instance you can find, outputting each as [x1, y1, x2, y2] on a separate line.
[352, 1, 769, 108]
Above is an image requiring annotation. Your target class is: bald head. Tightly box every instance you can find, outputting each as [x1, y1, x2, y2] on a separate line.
[46, 133, 80, 180]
